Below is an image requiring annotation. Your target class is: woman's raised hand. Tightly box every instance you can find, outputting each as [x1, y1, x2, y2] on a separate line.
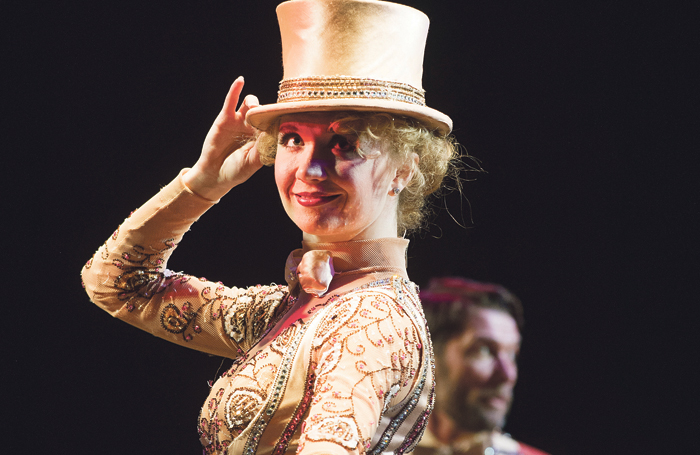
[183, 77, 264, 200]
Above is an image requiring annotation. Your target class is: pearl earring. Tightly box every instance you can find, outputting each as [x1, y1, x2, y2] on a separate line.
[392, 188, 401, 195]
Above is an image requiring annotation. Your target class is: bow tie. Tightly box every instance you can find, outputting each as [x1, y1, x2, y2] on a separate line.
[284, 249, 335, 297]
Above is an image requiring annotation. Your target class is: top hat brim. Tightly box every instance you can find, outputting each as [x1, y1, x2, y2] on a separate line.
[246, 98, 453, 135]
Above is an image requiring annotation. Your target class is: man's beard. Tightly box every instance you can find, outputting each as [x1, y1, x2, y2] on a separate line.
[444, 387, 513, 432]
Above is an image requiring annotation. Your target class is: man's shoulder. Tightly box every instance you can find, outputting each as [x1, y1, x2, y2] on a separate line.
[516, 440, 551, 455]
[494, 432, 550, 455]
[411, 429, 550, 455]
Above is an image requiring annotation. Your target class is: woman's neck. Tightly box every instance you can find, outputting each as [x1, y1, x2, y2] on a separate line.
[302, 237, 410, 291]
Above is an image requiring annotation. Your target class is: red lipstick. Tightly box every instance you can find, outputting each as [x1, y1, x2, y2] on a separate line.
[294, 192, 339, 207]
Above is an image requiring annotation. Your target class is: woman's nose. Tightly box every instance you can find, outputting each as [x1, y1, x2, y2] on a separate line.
[296, 144, 328, 181]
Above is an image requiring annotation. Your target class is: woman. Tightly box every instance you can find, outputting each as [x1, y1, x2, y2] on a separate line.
[82, 1, 458, 454]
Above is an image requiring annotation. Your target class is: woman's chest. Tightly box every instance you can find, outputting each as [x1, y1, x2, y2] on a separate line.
[199, 311, 314, 451]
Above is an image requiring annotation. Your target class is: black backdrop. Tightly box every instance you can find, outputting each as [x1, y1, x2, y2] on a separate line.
[4, 0, 696, 453]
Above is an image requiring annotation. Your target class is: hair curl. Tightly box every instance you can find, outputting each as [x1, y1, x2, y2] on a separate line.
[256, 112, 463, 235]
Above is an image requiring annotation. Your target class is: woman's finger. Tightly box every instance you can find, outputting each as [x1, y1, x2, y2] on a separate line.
[220, 76, 245, 119]
[239, 94, 260, 114]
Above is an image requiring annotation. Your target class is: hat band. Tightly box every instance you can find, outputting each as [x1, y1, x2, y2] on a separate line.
[277, 76, 426, 106]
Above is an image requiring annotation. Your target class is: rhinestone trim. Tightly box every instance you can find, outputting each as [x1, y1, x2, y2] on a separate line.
[241, 276, 429, 455]
[278, 76, 426, 106]
[242, 319, 312, 455]
[272, 369, 317, 455]
[368, 277, 432, 455]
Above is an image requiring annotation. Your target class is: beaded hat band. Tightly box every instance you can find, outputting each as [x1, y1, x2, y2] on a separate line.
[278, 76, 426, 107]
[245, 0, 452, 134]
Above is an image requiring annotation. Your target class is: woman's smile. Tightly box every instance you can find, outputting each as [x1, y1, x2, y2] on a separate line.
[293, 191, 341, 207]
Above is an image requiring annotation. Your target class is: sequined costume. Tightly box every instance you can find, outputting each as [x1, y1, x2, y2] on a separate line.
[81, 171, 435, 455]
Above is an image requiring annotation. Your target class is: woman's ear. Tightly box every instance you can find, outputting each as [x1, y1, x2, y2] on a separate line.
[391, 152, 419, 193]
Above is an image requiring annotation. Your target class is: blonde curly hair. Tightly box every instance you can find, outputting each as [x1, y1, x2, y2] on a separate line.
[256, 112, 462, 235]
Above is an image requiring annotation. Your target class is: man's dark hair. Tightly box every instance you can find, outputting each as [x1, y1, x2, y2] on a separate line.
[420, 277, 524, 346]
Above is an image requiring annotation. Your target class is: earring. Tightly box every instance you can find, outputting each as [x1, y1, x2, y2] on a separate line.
[392, 187, 401, 195]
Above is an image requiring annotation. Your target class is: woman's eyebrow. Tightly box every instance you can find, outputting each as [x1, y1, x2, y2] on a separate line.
[278, 124, 300, 134]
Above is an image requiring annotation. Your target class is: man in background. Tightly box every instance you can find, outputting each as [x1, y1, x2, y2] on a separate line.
[413, 277, 549, 455]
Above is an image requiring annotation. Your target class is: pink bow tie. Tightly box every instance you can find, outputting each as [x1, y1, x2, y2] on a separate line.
[284, 249, 335, 297]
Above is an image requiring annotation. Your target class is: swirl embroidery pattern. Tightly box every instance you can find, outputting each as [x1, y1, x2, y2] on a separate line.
[80, 178, 435, 455]
[108, 235, 292, 349]
[299, 277, 427, 453]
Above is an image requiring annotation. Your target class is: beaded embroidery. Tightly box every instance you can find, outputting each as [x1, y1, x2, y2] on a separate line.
[208, 275, 428, 455]
[367, 277, 432, 455]
[241, 317, 313, 455]
[84, 213, 433, 455]
[293, 276, 430, 454]
[225, 388, 266, 431]
[271, 369, 316, 455]
[160, 303, 196, 334]
[199, 387, 230, 453]
[278, 76, 426, 106]
[305, 416, 361, 449]
[222, 285, 288, 351]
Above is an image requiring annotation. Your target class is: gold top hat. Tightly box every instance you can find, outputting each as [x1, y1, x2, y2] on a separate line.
[245, 0, 453, 134]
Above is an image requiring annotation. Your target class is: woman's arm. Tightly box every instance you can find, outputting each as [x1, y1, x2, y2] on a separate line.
[81, 78, 288, 358]
[81, 171, 288, 358]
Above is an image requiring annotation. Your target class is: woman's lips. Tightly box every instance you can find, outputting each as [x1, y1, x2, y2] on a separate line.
[293, 192, 340, 207]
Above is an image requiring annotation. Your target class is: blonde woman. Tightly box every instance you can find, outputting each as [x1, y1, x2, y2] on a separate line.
[82, 1, 459, 453]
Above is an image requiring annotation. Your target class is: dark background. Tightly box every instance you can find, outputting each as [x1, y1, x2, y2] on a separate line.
[4, 0, 696, 453]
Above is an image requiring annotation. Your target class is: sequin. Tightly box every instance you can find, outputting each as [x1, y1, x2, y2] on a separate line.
[160, 303, 193, 334]
[304, 416, 360, 449]
[84, 216, 433, 455]
[271, 370, 317, 455]
[277, 76, 426, 107]
[224, 389, 265, 431]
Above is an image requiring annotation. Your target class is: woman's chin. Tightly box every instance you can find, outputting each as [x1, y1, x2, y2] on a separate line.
[295, 219, 355, 242]
[300, 227, 351, 243]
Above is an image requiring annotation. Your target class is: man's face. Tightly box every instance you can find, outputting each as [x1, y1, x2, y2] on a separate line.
[435, 306, 521, 432]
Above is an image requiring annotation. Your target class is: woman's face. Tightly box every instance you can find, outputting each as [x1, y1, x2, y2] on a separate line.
[274, 112, 401, 243]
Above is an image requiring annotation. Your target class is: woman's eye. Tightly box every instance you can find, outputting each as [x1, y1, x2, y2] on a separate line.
[279, 133, 303, 148]
[330, 135, 357, 155]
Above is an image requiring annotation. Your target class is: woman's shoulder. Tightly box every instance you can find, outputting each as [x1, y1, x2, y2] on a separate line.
[348, 276, 421, 315]
[329, 275, 420, 312]
[310, 276, 425, 346]
[342, 275, 419, 300]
